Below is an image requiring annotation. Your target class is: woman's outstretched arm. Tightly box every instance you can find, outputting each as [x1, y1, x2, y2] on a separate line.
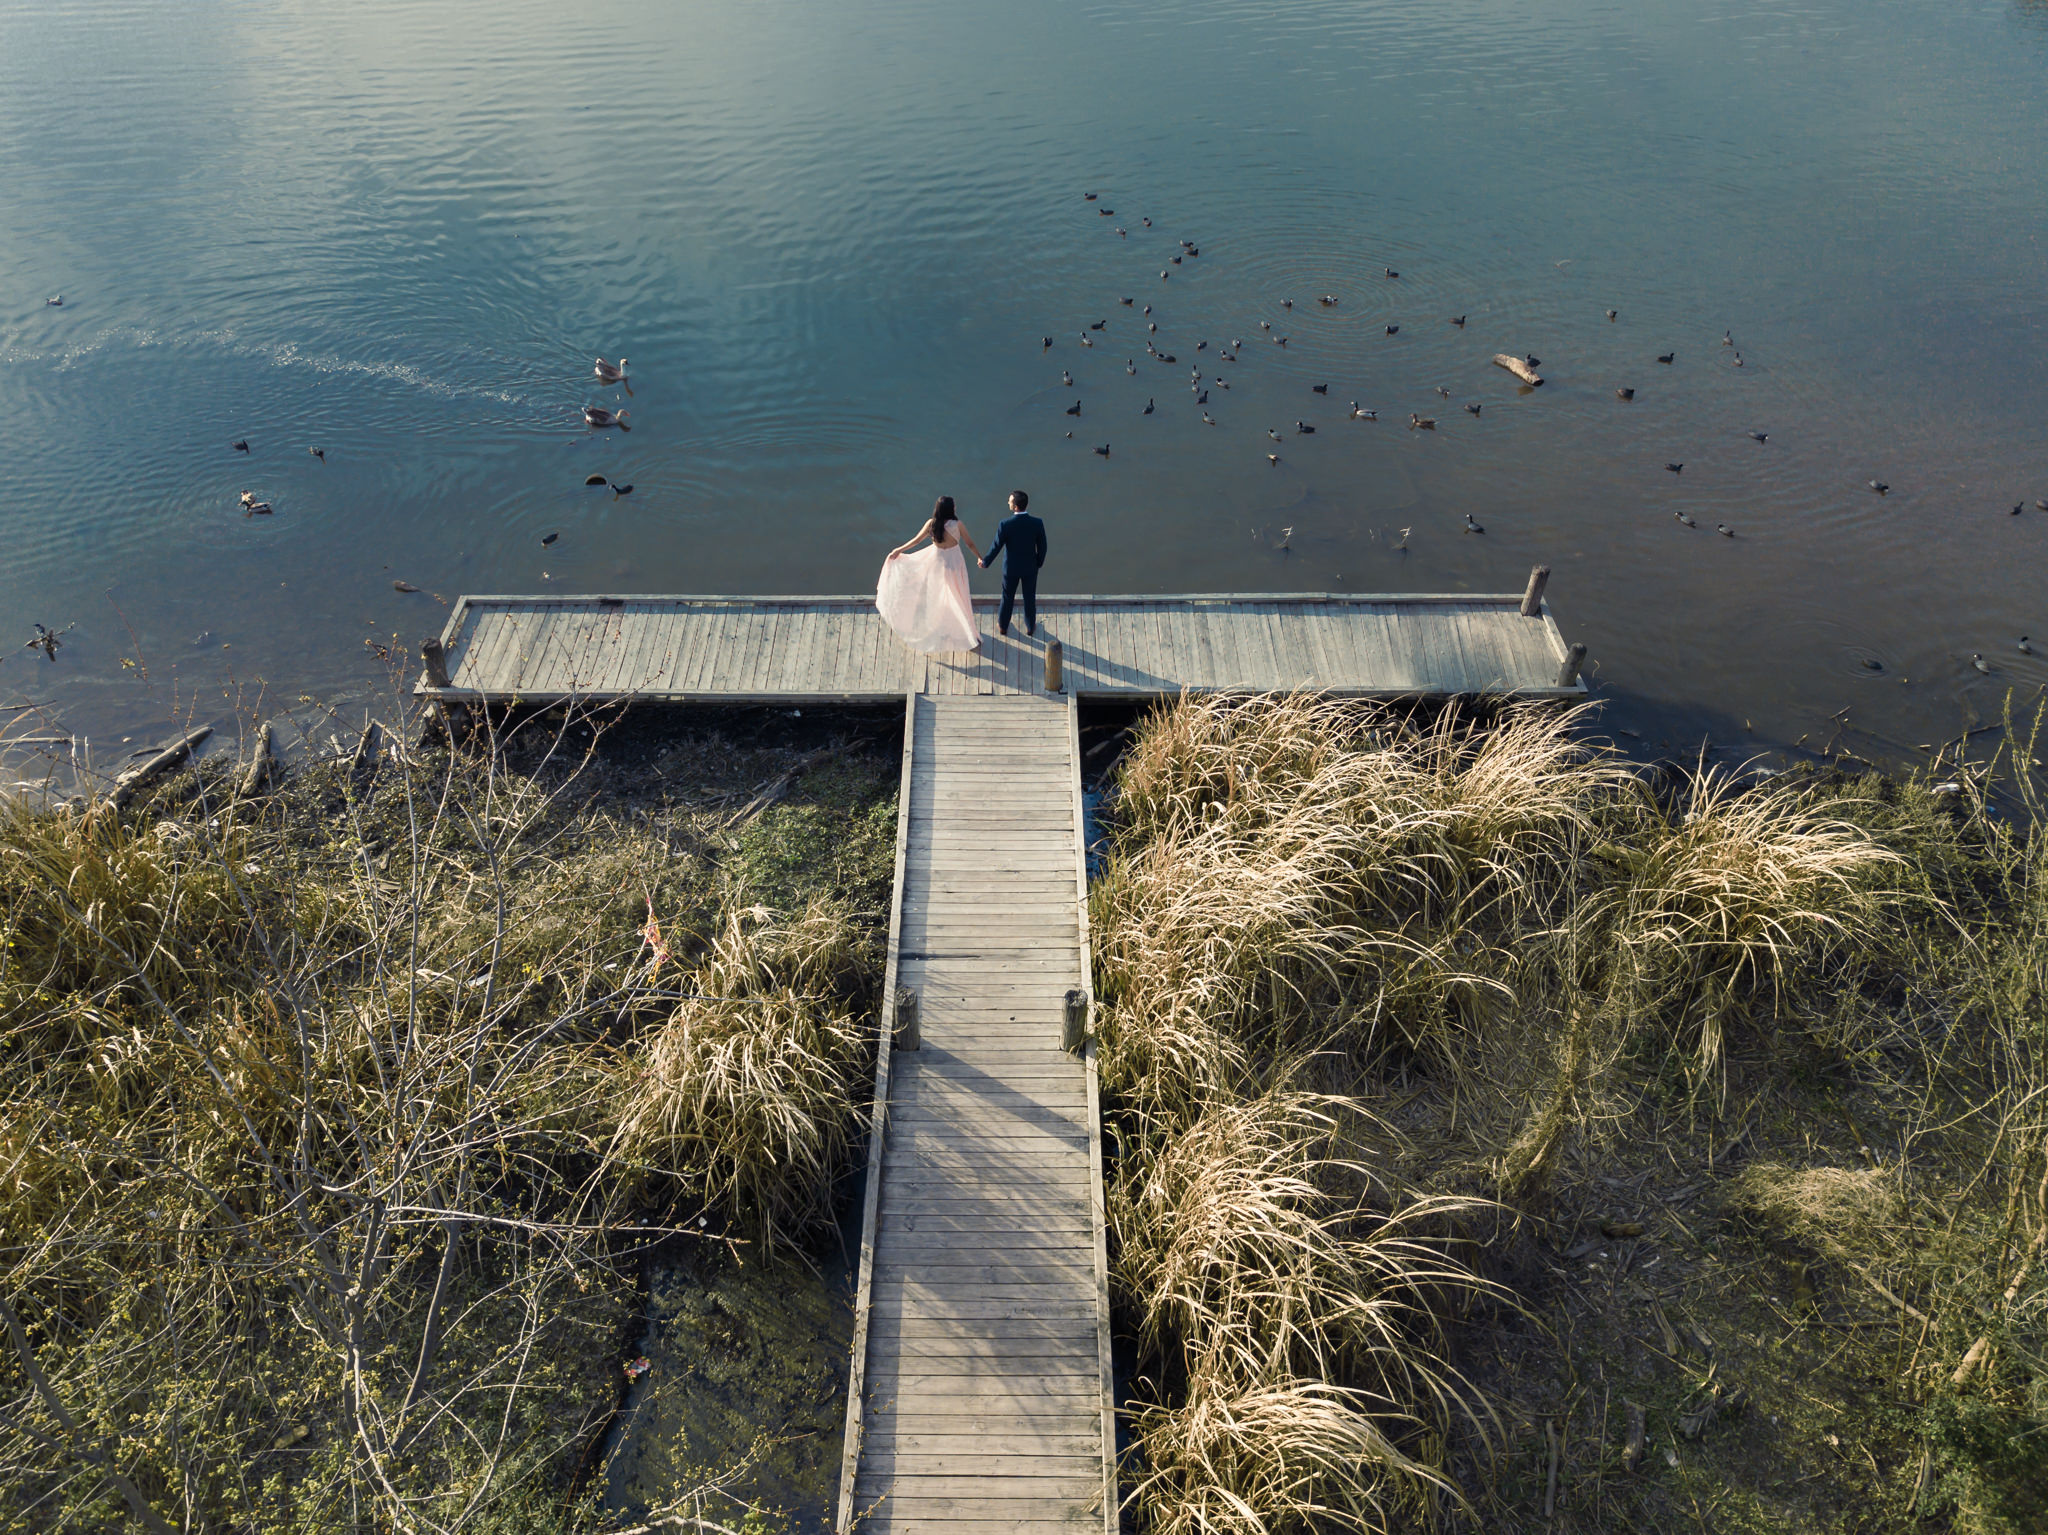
[958, 524, 984, 562]
[889, 519, 936, 557]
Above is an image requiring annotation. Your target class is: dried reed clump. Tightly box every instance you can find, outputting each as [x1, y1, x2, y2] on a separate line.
[1616, 769, 1899, 1069]
[1127, 1373, 1451, 1535]
[1111, 1091, 1493, 1398]
[1725, 1160, 1904, 1264]
[610, 896, 873, 1247]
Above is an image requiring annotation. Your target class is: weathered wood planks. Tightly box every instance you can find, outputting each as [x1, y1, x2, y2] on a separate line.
[422, 594, 1584, 703]
[840, 694, 1113, 1535]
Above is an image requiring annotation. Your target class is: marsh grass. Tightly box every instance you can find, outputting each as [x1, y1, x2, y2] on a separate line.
[0, 703, 895, 1534]
[1091, 690, 1977, 1534]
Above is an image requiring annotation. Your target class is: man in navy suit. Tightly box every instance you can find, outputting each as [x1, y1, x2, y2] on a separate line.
[979, 489, 1047, 637]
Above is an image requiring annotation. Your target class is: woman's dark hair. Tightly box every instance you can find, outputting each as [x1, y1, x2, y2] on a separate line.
[931, 495, 958, 538]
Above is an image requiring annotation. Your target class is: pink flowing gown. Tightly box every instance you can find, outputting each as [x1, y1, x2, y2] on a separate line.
[876, 533, 980, 653]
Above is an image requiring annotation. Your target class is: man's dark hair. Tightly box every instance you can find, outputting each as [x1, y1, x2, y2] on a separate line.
[1010, 490, 1029, 511]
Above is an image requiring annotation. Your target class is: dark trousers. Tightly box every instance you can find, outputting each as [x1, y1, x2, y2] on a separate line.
[999, 567, 1038, 633]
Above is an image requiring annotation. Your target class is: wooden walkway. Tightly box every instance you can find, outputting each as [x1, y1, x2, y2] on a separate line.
[839, 693, 1112, 1534]
[419, 592, 1583, 703]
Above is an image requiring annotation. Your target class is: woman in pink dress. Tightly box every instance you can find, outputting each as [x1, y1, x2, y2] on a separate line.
[876, 495, 984, 653]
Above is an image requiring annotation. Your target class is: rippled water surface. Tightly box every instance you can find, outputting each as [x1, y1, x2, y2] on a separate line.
[3, 0, 2046, 762]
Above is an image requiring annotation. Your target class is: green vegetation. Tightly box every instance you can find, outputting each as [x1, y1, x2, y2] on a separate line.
[1093, 692, 2048, 1534]
[0, 710, 895, 1533]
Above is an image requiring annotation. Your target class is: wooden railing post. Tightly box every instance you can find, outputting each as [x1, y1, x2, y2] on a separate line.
[894, 985, 921, 1051]
[421, 637, 452, 688]
[1521, 565, 1551, 617]
[1062, 988, 1087, 1053]
[1045, 638, 1064, 693]
[1557, 642, 1588, 688]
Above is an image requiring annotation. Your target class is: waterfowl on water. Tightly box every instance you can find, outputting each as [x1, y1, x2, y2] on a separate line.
[1143, 398, 1154, 414]
[594, 356, 628, 383]
[1973, 653, 1992, 674]
[1267, 453, 1280, 465]
[1090, 319, 1107, 330]
[1717, 523, 1735, 537]
[1385, 325, 1399, 335]
[1202, 412, 1216, 425]
[1747, 431, 1769, 443]
[1197, 389, 1208, 404]
[1142, 217, 1152, 227]
[232, 439, 249, 453]
[1464, 514, 1484, 533]
[1675, 511, 1696, 526]
[1281, 297, 1293, 309]
[541, 531, 559, 546]
[2021, 636, 2033, 655]
[1723, 330, 1734, 346]
[1666, 463, 1684, 474]
[1120, 297, 1133, 306]
[1435, 386, 1451, 398]
[1267, 428, 1283, 442]
[1065, 401, 1081, 416]
[1869, 479, 1889, 495]
[1061, 370, 1073, 386]
[1450, 315, 1466, 326]
[1606, 309, 1618, 320]
[1079, 333, 1093, 347]
[582, 405, 628, 428]
[1312, 383, 1328, 394]
[1094, 443, 1111, 457]
[1042, 336, 1053, 350]
[1410, 414, 1436, 430]
[1084, 192, 1097, 200]
[1349, 402, 1376, 420]
[1149, 322, 1158, 332]
[1296, 421, 1316, 434]
[309, 447, 324, 461]
[1385, 267, 1399, 278]
[1465, 403, 1482, 415]
[1616, 387, 1635, 400]
[1274, 337, 1287, 347]
[1733, 353, 1744, 366]
[1657, 352, 1675, 364]
[1116, 228, 1126, 236]
[1126, 359, 1136, 375]
[1260, 320, 1272, 330]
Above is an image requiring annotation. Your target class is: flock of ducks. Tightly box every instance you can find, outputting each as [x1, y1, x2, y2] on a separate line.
[227, 443, 326, 516]
[1047, 190, 2042, 669]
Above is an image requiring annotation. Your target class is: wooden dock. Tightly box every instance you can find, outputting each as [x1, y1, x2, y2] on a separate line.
[839, 693, 1111, 1534]
[418, 592, 1584, 704]
[416, 584, 1587, 1533]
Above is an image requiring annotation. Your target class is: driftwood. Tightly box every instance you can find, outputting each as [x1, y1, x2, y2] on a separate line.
[1493, 353, 1543, 386]
[108, 727, 212, 811]
[240, 720, 275, 798]
[1622, 1400, 1646, 1471]
[349, 720, 382, 780]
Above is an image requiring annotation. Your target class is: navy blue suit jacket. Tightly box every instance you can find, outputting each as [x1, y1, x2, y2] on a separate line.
[982, 512, 1047, 576]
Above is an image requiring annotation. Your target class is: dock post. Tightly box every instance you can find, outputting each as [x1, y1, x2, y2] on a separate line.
[893, 985, 921, 1051]
[1521, 565, 1551, 617]
[1557, 642, 1588, 687]
[421, 637, 452, 688]
[1045, 638, 1064, 693]
[1063, 988, 1087, 1053]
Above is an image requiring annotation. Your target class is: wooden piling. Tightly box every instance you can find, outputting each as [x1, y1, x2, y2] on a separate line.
[1045, 637, 1064, 693]
[1063, 987, 1088, 1053]
[1558, 642, 1588, 687]
[892, 985, 920, 1051]
[1521, 565, 1551, 617]
[421, 637, 452, 688]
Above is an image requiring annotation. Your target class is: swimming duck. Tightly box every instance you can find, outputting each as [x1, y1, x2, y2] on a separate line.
[594, 357, 628, 383]
[1385, 267, 1399, 279]
[1202, 412, 1216, 426]
[1066, 401, 1082, 416]
[1606, 309, 1618, 320]
[1450, 315, 1466, 326]
[1094, 443, 1111, 457]
[1666, 463, 1684, 474]
[1267, 453, 1280, 465]
[1267, 428, 1283, 442]
[1349, 402, 1376, 421]
[1973, 653, 1992, 674]
[1616, 387, 1635, 400]
[1120, 297, 1133, 306]
[1043, 336, 1053, 350]
[1410, 414, 1436, 430]
[1143, 399, 1154, 414]
[1657, 352, 1675, 364]
[1079, 334, 1093, 347]
[1127, 360, 1136, 375]
[1747, 431, 1768, 443]
[2019, 636, 2033, 655]
[1090, 319, 1107, 330]
[1675, 511, 1696, 527]
[1281, 297, 1293, 309]
[1260, 320, 1271, 330]
[542, 532, 559, 547]
[1312, 383, 1328, 394]
[1061, 370, 1073, 386]
[1197, 389, 1208, 404]
[233, 439, 249, 453]
[1435, 385, 1450, 398]
[1733, 354, 1744, 367]
[1717, 523, 1735, 537]
[1319, 294, 1338, 305]
[1296, 421, 1316, 434]
[1273, 338, 1286, 347]
[1386, 325, 1399, 335]
[1465, 403, 1482, 415]
[582, 405, 628, 428]
[47, 294, 61, 306]
[1869, 480, 1889, 495]
[1723, 330, 1734, 347]
[309, 447, 324, 461]
[1464, 514, 1484, 533]
[1083, 192, 1097, 201]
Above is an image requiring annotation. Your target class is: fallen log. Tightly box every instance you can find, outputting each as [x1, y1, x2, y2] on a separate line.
[1494, 353, 1543, 386]
[108, 726, 212, 811]
[240, 720, 275, 798]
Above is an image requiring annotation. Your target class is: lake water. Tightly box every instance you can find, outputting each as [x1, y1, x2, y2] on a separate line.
[3, 0, 2046, 769]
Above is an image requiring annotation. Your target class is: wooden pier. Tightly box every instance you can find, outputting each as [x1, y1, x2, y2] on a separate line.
[418, 591, 1585, 704]
[418, 585, 1584, 1534]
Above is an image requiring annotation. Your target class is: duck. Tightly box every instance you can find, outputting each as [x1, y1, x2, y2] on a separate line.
[1385, 324, 1400, 335]
[1079, 334, 1094, 347]
[1606, 309, 1618, 320]
[232, 439, 249, 453]
[1267, 453, 1281, 465]
[1747, 431, 1769, 443]
[1149, 322, 1158, 333]
[1319, 294, 1338, 306]
[541, 531, 559, 547]
[582, 405, 628, 428]
[1160, 270, 1171, 280]
[1083, 191, 1097, 201]
[1464, 403, 1482, 415]
[1120, 297, 1134, 306]
[1666, 463, 1684, 474]
[1260, 320, 1272, 331]
[1733, 353, 1745, 367]
[239, 491, 258, 507]
[1099, 207, 1115, 216]
[1674, 511, 1696, 527]
[606, 481, 633, 498]
[1722, 329, 1734, 347]
[1435, 385, 1451, 398]
[1385, 267, 1399, 279]
[1657, 352, 1675, 364]
[1616, 387, 1635, 401]
[1116, 228, 1126, 237]
[1296, 421, 1316, 434]
[1196, 340, 1208, 351]
[1061, 370, 1073, 386]
[1197, 389, 1208, 404]
[1450, 315, 1466, 326]
[1312, 383, 1328, 394]
[2019, 636, 2033, 655]
[1973, 653, 1992, 674]
[1273, 338, 1287, 348]
[1281, 297, 1294, 309]
[594, 356, 628, 383]
[1716, 523, 1735, 537]
[309, 447, 325, 461]
[1090, 319, 1107, 330]
[1267, 428, 1283, 442]
[1464, 514, 1484, 533]
[1202, 412, 1217, 426]
[1127, 360, 1137, 375]
[1043, 336, 1053, 350]
[1142, 217, 1152, 227]
[1143, 398, 1154, 415]
[1410, 414, 1436, 430]
[1349, 402, 1376, 421]
[1065, 401, 1082, 416]
[245, 500, 273, 516]
[1869, 480, 1889, 495]
[2013, 504, 2025, 516]
[1094, 443, 1111, 457]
